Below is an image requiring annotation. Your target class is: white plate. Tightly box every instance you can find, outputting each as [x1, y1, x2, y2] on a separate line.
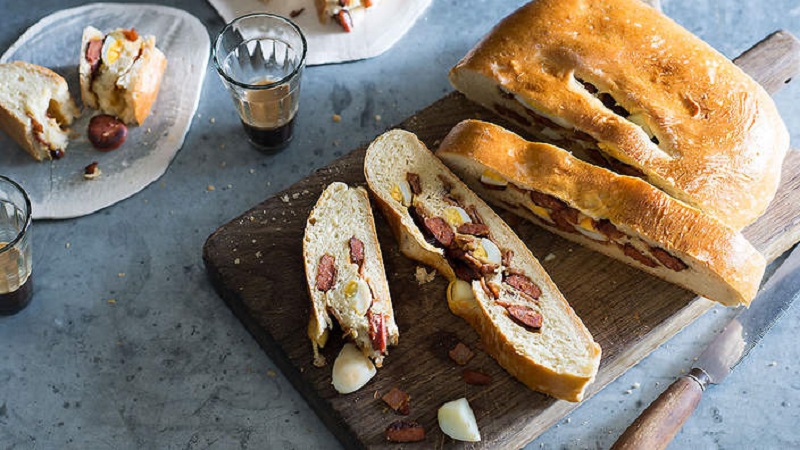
[207, 0, 432, 66]
[0, 3, 209, 219]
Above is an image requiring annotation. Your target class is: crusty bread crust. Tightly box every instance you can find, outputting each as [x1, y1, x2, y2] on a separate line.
[437, 120, 766, 307]
[0, 61, 78, 161]
[365, 129, 601, 402]
[303, 182, 399, 368]
[127, 37, 167, 125]
[449, 0, 789, 230]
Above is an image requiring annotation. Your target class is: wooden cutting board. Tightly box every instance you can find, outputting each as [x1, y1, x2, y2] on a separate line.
[203, 32, 800, 449]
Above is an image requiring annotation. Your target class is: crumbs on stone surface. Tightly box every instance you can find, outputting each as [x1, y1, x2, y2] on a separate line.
[209, 117, 216, 124]
[234, 258, 241, 265]
[107, 299, 116, 304]
[207, 185, 216, 191]
[414, 266, 436, 285]
[267, 369, 277, 377]
[544, 253, 556, 262]
[118, 273, 126, 278]
[255, 251, 262, 258]
[281, 194, 290, 203]
[332, 114, 341, 122]
[65, 242, 71, 249]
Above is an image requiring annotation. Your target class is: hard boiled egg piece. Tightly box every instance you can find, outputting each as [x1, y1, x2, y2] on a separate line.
[438, 397, 481, 442]
[332, 343, 376, 394]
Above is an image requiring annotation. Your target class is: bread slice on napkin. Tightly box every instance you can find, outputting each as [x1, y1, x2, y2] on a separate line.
[364, 129, 601, 402]
[0, 61, 79, 161]
[304, 182, 399, 368]
[80, 26, 167, 125]
[437, 120, 766, 307]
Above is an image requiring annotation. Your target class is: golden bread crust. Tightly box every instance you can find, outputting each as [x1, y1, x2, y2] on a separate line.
[449, 0, 789, 230]
[130, 38, 167, 125]
[437, 120, 766, 306]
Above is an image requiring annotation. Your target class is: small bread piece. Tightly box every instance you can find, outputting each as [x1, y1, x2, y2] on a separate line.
[80, 26, 167, 125]
[365, 129, 601, 402]
[437, 120, 766, 307]
[0, 62, 79, 161]
[449, 0, 789, 230]
[304, 182, 399, 368]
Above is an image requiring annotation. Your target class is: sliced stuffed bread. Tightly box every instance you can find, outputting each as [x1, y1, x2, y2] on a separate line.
[304, 182, 399, 368]
[449, 0, 788, 230]
[437, 120, 766, 307]
[365, 129, 601, 402]
[0, 61, 79, 161]
[80, 26, 167, 125]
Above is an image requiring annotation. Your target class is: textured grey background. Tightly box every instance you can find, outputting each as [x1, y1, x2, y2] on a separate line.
[0, 1, 798, 449]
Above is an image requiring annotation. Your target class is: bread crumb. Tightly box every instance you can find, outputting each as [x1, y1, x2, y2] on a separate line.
[147, 127, 152, 134]
[267, 369, 277, 377]
[209, 117, 216, 124]
[332, 114, 341, 122]
[374, 114, 382, 122]
[281, 194, 290, 203]
[768, 361, 778, 367]
[255, 251, 262, 258]
[414, 266, 436, 285]
[227, 184, 233, 190]
[249, 169, 256, 174]
[292, 193, 300, 200]
[234, 258, 240, 265]
[107, 299, 116, 304]
[631, 382, 640, 390]
[565, 417, 571, 424]
[624, 389, 632, 395]
[65, 242, 71, 249]
[118, 273, 126, 278]
[207, 185, 216, 191]
[544, 253, 556, 262]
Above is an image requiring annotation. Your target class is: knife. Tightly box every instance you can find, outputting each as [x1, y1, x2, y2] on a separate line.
[611, 243, 800, 450]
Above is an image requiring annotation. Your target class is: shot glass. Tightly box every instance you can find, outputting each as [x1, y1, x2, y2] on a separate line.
[213, 14, 308, 152]
[0, 176, 32, 316]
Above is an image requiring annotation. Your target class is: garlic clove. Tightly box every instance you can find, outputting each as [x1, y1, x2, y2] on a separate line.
[332, 343, 376, 394]
[438, 398, 481, 442]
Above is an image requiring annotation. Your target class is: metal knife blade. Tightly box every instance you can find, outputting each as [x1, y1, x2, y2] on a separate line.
[696, 243, 800, 384]
[612, 244, 800, 450]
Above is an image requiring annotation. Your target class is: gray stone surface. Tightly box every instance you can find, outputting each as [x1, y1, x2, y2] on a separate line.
[0, 0, 798, 449]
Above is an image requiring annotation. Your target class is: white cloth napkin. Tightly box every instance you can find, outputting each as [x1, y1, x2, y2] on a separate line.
[207, 0, 432, 65]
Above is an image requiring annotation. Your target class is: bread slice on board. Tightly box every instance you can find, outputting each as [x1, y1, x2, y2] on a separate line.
[449, 0, 788, 230]
[365, 129, 601, 402]
[437, 120, 766, 307]
[0, 61, 79, 161]
[303, 182, 399, 368]
[80, 26, 167, 125]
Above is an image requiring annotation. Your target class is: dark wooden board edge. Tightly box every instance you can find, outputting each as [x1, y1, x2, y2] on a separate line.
[203, 247, 368, 450]
[202, 29, 800, 448]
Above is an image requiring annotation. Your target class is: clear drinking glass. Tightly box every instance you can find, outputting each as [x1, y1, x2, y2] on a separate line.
[213, 13, 307, 152]
[0, 176, 32, 315]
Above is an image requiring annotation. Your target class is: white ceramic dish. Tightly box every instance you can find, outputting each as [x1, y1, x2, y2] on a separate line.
[207, 0, 432, 65]
[0, 3, 209, 219]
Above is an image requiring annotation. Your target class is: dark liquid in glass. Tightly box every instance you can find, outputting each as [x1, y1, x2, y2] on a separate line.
[242, 118, 295, 150]
[0, 275, 33, 315]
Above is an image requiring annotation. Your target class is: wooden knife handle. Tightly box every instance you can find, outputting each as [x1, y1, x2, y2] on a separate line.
[611, 368, 711, 450]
